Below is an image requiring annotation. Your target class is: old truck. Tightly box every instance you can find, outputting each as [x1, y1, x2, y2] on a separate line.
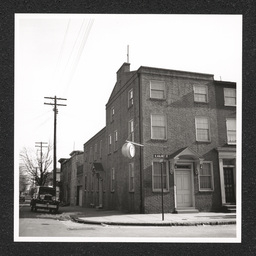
[30, 186, 59, 213]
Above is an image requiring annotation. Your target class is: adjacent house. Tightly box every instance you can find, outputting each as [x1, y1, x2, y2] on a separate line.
[60, 62, 237, 214]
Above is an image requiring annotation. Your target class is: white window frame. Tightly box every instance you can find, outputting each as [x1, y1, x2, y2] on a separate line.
[193, 85, 208, 103]
[128, 119, 134, 141]
[110, 107, 115, 122]
[111, 168, 115, 192]
[129, 162, 135, 192]
[151, 114, 167, 140]
[150, 80, 166, 99]
[108, 134, 112, 154]
[114, 130, 118, 151]
[224, 88, 236, 106]
[128, 88, 133, 108]
[195, 117, 211, 142]
[226, 118, 236, 145]
[198, 161, 214, 191]
[152, 161, 169, 192]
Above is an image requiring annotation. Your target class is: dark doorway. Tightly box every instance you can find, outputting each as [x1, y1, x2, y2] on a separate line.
[224, 167, 235, 203]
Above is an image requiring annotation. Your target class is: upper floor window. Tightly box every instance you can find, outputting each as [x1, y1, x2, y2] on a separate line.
[99, 140, 102, 159]
[199, 162, 214, 191]
[111, 168, 115, 192]
[128, 89, 133, 107]
[224, 88, 236, 106]
[108, 134, 112, 154]
[195, 117, 210, 142]
[114, 130, 118, 151]
[194, 85, 208, 103]
[226, 118, 236, 144]
[128, 119, 134, 141]
[110, 107, 115, 122]
[94, 143, 97, 160]
[129, 162, 135, 192]
[150, 81, 166, 99]
[152, 161, 169, 192]
[151, 114, 167, 140]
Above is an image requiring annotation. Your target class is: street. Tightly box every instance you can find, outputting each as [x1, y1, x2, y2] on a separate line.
[18, 204, 236, 240]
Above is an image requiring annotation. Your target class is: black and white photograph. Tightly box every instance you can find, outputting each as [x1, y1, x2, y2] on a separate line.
[15, 14, 242, 243]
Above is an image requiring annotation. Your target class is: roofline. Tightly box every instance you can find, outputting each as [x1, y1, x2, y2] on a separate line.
[83, 127, 106, 146]
[214, 80, 236, 86]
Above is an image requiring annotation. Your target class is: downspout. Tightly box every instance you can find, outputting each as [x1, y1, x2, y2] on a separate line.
[138, 72, 144, 213]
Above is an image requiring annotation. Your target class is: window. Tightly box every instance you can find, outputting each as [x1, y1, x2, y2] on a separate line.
[150, 80, 165, 99]
[84, 175, 87, 191]
[128, 89, 133, 107]
[195, 117, 210, 142]
[110, 107, 115, 122]
[94, 143, 97, 160]
[151, 114, 167, 140]
[129, 163, 134, 192]
[152, 161, 169, 192]
[194, 85, 208, 103]
[111, 168, 115, 192]
[89, 147, 93, 163]
[224, 88, 236, 106]
[199, 162, 214, 191]
[226, 118, 236, 144]
[114, 130, 118, 151]
[99, 140, 102, 159]
[91, 173, 94, 191]
[128, 119, 134, 141]
[108, 134, 112, 154]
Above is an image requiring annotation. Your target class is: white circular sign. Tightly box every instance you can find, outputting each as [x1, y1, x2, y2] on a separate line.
[122, 142, 135, 159]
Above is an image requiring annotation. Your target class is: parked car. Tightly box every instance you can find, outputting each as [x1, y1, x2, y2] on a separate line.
[30, 186, 59, 213]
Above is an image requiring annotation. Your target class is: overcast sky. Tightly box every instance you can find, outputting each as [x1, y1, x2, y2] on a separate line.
[15, 14, 242, 167]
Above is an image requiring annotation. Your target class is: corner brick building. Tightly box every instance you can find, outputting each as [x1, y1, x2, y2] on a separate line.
[63, 63, 237, 214]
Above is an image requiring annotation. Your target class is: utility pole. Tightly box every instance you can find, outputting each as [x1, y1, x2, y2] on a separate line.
[35, 142, 48, 183]
[44, 96, 67, 191]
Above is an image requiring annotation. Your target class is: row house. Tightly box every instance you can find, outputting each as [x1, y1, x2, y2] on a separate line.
[61, 62, 237, 214]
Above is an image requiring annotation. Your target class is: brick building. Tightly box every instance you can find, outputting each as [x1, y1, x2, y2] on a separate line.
[67, 63, 236, 214]
[59, 150, 84, 206]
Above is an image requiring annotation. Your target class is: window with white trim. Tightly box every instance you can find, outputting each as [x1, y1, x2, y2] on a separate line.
[128, 89, 133, 107]
[224, 88, 236, 106]
[150, 80, 166, 99]
[128, 119, 134, 141]
[152, 161, 169, 192]
[111, 168, 115, 192]
[194, 85, 208, 103]
[226, 118, 236, 144]
[199, 162, 214, 191]
[114, 130, 118, 151]
[195, 117, 210, 142]
[151, 114, 167, 140]
[129, 163, 134, 192]
[110, 107, 115, 122]
[108, 134, 112, 154]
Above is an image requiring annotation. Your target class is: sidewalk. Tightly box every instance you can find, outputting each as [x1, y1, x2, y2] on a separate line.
[60, 206, 236, 227]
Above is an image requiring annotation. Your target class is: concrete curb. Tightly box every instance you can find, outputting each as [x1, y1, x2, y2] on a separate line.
[70, 215, 236, 227]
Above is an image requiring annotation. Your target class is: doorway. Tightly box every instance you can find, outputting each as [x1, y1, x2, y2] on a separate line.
[223, 167, 235, 203]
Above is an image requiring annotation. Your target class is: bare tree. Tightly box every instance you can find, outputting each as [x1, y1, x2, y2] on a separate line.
[20, 144, 53, 186]
[19, 165, 29, 195]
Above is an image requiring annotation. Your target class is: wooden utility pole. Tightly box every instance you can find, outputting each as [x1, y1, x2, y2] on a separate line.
[44, 96, 67, 191]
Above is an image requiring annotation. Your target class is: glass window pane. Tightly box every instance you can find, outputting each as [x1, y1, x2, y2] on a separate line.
[151, 90, 165, 99]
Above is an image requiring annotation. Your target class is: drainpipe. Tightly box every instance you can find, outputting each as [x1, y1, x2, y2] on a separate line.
[138, 72, 144, 214]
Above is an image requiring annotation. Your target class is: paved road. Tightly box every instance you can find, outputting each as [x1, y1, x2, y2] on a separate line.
[18, 204, 236, 240]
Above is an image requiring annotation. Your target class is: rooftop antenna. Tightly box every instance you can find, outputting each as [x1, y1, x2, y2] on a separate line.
[127, 45, 129, 63]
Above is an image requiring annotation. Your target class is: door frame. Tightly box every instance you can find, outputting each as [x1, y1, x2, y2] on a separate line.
[174, 162, 195, 208]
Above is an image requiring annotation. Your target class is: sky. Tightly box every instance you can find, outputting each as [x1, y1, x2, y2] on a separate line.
[15, 14, 242, 168]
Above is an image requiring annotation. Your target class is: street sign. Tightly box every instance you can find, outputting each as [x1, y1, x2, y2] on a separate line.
[153, 154, 171, 159]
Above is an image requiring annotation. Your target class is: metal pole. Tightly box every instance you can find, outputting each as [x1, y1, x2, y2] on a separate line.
[161, 162, 164, 221]
[53, 96, 57, 191]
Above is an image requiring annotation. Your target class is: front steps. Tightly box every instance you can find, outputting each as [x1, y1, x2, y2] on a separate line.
[175, 207, 199, 214]
[222, 204, 236, 213]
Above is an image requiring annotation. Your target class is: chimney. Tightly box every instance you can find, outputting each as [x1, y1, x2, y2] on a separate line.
[116, 63, 130, 83]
